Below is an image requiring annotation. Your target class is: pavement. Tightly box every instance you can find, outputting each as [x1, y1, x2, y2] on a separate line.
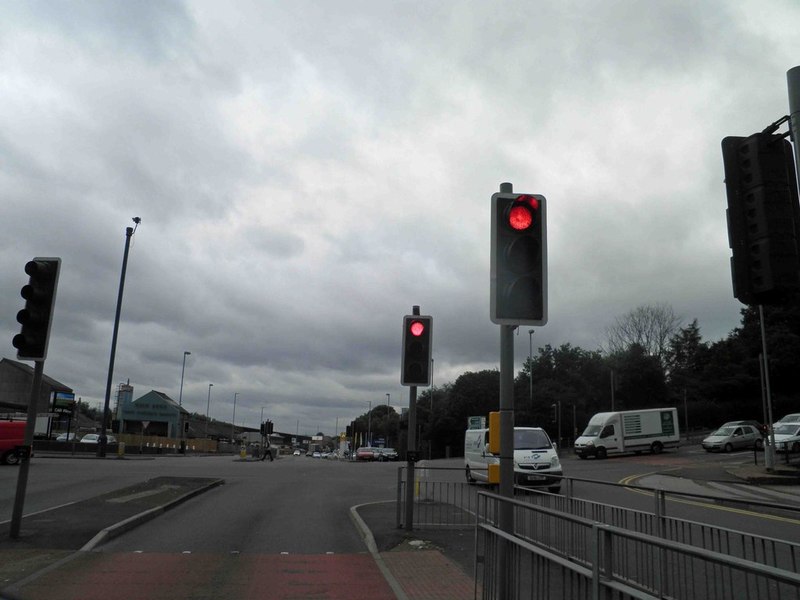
[0, 457, 798, 600]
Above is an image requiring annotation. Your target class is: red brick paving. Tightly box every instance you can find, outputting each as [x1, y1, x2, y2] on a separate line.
[381, 550, 475, 600]
[17, 553, 398, 600]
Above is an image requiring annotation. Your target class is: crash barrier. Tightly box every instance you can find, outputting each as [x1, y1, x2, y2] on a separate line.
[475, 490, 800, 600]
[397, 467, 800, 597]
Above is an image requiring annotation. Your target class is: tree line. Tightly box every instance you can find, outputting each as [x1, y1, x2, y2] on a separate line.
[353, 299, 800, 458]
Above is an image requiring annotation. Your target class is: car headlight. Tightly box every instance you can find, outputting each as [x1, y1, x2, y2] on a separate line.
[585, 440, 594, 446]
[550, 455, 560, 468]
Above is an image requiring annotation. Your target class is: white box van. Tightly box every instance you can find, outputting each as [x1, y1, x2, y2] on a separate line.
[574, 408, 680, 459]
[464, 426, 562, 492]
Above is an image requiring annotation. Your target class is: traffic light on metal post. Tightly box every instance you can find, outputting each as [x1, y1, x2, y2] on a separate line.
[401, 315, 432, 386]
[491, 192, 547, 325]
[266, 420, 274, 435]
[12, 257, 61, 361]
[722, 133, 800, 305]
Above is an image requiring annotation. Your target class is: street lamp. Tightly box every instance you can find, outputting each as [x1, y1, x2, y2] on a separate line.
[179, 351, 191, 406]
[205, 383, 214, 438]
[367, 401, 372, 447]
[386, 393, 390, 447]
[231, 392, 238, 443]
[98, 217, 141, 458]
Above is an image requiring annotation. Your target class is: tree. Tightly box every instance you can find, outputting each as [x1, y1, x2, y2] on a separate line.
[605, 303, 682, 367]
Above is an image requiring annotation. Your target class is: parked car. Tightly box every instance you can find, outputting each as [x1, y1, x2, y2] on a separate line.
[79, 434, 117, 445]
[722, 420, 767, 437]
[375, 447, 398, 461]
[355, 447, 377, 461]
[55, 433, 78, 442]
[776, 413, 800, 425]
[292, 449, 301, 456]
[768, 423, 800, 453]
[702, 425, 762, 452]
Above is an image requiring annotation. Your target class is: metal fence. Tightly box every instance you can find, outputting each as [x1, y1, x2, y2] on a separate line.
[476, 490, 800, 600]
[396, 466, 800, 599]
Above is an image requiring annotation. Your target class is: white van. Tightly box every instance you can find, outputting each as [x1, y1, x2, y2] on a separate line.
[464, 427, 562, 492]
[574, 408, 680, 459]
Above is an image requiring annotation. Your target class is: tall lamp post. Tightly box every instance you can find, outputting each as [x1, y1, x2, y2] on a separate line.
[231, 392, 238, 443]
[205, 383, 214, 439]
[98, 217, 141, 458]
[178, 351, 191, 406]
[367, 401, 372, 447]
[385, 393, 390, 447]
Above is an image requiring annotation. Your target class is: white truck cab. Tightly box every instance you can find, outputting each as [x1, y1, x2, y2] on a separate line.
[574, 408, 679, 459]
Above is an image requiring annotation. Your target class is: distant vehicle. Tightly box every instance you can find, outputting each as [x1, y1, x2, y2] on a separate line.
[355, 447, 377, 461]
[776, 413, 800, 425]
[574, 408, 680, 459]
[293, 449, 301, 456]
[722, 420, 767, 437]
[464, 426, 562, 493]
[768, 423, 800, 453]
[375, 448, 398, 461]
[55, 433, 78, 442]
[79, 434, 117, 445]
[702, 425, 762, 452]
[1, 420, 26, 466]
[312, 451, 321, 458]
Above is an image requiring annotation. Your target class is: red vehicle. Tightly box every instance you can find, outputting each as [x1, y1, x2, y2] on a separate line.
[0, 420, 26, 466]
[355, 447, 377, 461]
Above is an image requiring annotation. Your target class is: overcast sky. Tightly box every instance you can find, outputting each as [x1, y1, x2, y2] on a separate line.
[2, 1, 799, 436]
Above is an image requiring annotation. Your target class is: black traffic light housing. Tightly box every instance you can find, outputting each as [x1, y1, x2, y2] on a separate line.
[401, 315, 432, 386]
[12, 257, 61, 361]
[722, 133, 800, 305]
[491, 192, 547, 325]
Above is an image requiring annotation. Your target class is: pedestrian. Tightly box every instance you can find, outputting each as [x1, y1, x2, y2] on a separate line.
[261, 439, 273, 461]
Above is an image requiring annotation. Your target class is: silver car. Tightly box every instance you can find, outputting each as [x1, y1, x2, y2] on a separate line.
[702, 425, 762, 452]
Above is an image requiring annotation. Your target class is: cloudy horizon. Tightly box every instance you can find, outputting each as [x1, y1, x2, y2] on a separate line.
[2, 1, 798, 436]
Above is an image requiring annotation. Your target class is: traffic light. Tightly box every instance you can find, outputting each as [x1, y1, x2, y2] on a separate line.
[400, 315, 432, 386]
[491, 192, 547, 325]
[12, 257, 61, 361]
[721, 133, 800, 305]
[266, 420, 274, 435]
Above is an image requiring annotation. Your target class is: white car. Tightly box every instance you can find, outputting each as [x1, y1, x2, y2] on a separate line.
[768, 423, 800, 453]
[55, 433, 78, 442]
[702, 425, 762, 452]
[293, 449, 301, 456]
[79, 434, 117, 445]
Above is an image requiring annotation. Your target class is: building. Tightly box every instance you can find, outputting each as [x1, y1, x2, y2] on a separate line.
[117, 386, 189, 438]
[0, 357, 73, 413]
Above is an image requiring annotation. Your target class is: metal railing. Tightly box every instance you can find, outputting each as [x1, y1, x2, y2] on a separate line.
[475, 490, 800, 600]
[396, 466, 800, 598]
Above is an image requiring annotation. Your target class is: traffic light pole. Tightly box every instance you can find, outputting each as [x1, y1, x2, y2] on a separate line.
[404, 384, 417, 531]
[10, 360, 44, 538]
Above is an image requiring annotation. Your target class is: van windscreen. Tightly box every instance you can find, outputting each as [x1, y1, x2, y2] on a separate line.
[514, 430, 552, 450]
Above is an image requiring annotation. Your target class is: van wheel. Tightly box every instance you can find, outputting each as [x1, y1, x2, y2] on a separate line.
[596, 447, 607, 459]
[651, 442, 663, 455]
[1, 451, 20, 466]
[465, 467, 476, 484]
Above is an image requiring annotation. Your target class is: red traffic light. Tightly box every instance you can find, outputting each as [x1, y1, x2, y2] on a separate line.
[507, 195, 539, 231]
[409, 320, 425, 337]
